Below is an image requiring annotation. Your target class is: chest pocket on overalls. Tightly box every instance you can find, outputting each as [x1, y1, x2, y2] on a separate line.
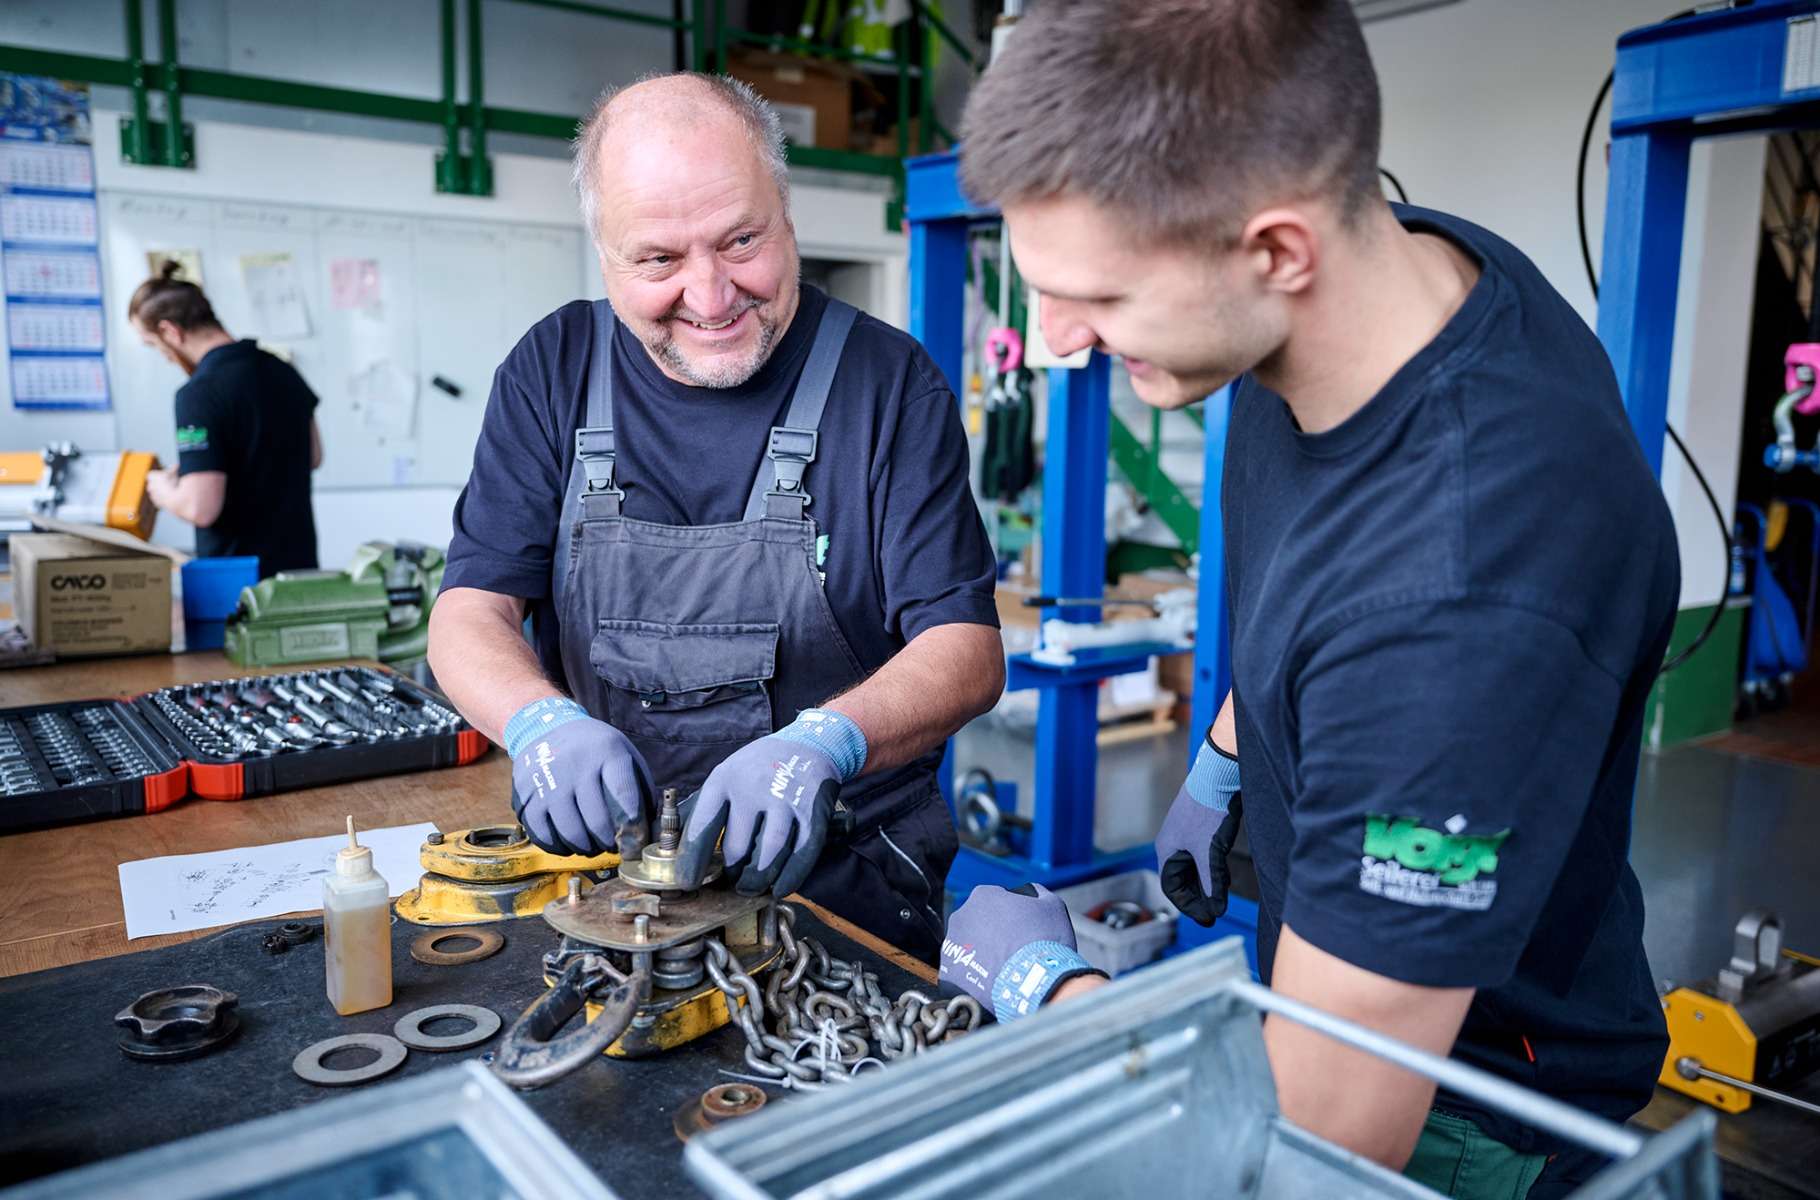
[590, 618, 778, 748]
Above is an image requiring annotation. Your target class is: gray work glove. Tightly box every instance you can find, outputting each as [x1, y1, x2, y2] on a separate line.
[677, 709, 867, 898]
[941, 883, 1106, 1023]
[505, 697, 653, 859]
[1156, 738, 1243, 926]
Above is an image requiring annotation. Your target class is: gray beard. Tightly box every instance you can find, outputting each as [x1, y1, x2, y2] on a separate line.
[656, 309, 780, 388]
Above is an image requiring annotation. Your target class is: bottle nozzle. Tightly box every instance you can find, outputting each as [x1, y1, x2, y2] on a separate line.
[335, 814, 374, 877]
[346, 814, 358, 851]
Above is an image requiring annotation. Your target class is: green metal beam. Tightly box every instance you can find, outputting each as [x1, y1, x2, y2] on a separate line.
[0, 44, 133, 87]
[156, 0, 189, 166]
[178, 65, 444, 123]
[907, 0, 975, 66]
[466, 0, 493, 194]
[499, 0, 692, 29]
[1109, 412, 1200, 556]
[120, 0, 150, 164]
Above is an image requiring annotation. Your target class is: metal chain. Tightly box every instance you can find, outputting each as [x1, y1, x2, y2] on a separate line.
[704, 905, 981, 1091]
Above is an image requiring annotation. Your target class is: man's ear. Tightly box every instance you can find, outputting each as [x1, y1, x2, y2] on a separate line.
[155, 319, 184, 346]
[1239, 207, 1319, 297]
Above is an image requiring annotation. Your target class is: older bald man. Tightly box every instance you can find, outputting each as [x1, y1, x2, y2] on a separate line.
[428, 73, 1002, 959]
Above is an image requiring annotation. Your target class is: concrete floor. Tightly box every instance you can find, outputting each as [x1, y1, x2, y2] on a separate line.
[954, 709, 1820, 990]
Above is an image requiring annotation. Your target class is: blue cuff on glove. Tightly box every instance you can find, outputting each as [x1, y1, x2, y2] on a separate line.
[1185, 739, 1241, 813]
[773, 708, 868, 781]
[992, 939, 1094, 1023]
[502, 696, 589, 757]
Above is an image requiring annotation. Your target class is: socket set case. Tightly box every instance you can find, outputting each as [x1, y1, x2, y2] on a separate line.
[1, 666, 488, 834]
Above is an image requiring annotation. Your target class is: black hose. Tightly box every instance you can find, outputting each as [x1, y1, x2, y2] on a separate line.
[1379, 166, 1410, 205]
[1577, 63, 1733, 674]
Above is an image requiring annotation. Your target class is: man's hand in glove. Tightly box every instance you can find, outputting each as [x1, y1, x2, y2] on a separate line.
[677, 708, 867, 897]
[506, 696, 653, 858]
[941, 883, 1107, 1022]
[1156, 737, 1244, 926]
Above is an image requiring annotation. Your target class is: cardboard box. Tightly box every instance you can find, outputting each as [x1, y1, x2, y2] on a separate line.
[727, 47, 855, 152]
[11, 531, 175, 657]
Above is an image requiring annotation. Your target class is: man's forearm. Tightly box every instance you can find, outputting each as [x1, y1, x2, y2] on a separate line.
[823, 623, 1004, 775]
[427, 588, 566, 744]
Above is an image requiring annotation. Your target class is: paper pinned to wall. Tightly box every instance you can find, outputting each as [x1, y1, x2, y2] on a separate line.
[146, 247, 203, 285]
[350, 357, 417, 439]
[239, 250, 311, 339]
[117, 823, 437, 939]
[330, 256, 382, 310]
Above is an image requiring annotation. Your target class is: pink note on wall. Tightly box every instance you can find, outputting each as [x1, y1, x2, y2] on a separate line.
[330, 257, 382, 310]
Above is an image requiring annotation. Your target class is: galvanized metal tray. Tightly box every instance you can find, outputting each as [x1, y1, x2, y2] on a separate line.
[683, 937, 1718, 1200]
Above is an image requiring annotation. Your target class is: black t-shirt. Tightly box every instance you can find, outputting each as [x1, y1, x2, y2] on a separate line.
[1223, 205, 1679, 1151]
[441, 285, 998, 686]
[173, 339, 320, 574]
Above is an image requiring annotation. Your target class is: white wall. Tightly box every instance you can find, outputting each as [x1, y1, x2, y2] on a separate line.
[1, 1, 906, 570]
[1365, 0, 1765, 608]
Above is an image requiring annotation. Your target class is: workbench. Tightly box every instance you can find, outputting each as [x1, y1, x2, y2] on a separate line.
[0, 650, 937, 1198]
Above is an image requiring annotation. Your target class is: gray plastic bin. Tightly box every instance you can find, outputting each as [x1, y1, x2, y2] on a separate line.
[1055, 867, 1179, 975]
[685, 937, 1716, 1200]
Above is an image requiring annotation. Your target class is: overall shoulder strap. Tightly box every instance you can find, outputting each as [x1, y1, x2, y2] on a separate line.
[743, 298, 859, 522]
[554, 299, 620, 606]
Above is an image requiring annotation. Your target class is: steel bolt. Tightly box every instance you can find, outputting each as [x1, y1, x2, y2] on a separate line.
[658, 787, 681, 854]
[426, 832, 444, 845]
[567, 876, 582, 906]
[634, 914, 651, 943]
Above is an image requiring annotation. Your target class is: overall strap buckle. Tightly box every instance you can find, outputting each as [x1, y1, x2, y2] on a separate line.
[576, 425, 624, 518]
[763, 427, 818, 520]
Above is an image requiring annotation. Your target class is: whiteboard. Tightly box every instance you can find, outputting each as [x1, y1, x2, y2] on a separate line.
[99, 191, 585, 488]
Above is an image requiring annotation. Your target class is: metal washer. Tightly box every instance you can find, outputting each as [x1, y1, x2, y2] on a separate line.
[410, 926, 505, 966]
[292, 1033, 408, 1086]
[392, 1003, 501, 1052]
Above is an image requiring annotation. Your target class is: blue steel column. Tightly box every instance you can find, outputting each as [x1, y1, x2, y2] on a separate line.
[904, 177, 971, 814]
[908, 216, 967, 391]
[1030, 353, 1112, 870]
[1190, 385, 1234, 754]
[1595, 129, 1692, 479]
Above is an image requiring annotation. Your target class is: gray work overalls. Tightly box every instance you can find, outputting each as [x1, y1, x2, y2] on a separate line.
[551, 298, 956, 962]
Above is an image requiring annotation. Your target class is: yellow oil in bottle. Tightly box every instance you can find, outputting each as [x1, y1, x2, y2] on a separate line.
[323, 815, 393, 1015]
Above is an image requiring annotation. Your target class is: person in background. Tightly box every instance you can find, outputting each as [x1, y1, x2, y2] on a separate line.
[128, 260, 322, 574]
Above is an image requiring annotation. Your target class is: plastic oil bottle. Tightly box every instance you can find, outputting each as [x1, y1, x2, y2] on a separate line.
[323, 815, 392, 1015]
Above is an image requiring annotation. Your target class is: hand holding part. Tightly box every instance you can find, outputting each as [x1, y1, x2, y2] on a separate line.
[940, 883, 1105, 1023]
[677, 709, 866, 898]
[506, 697, 653, 859]
[1155, 739, 1244, 926]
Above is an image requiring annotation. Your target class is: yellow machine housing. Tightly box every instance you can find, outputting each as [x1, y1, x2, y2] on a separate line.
[1659, 910, 1820, 1112]
[0, 445, 159, 540]
[394, 825, 619, 924]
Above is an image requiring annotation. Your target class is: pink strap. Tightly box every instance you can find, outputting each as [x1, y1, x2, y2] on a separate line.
[986, 327, 1024, 375]
[1784, 343, 1820, 414]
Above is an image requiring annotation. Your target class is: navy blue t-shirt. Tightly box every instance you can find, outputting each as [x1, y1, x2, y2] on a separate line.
[1223, 206, 1679, 1151]
[443, 285, 998, 688]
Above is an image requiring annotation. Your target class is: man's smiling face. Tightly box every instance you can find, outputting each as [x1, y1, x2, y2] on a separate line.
[593, 86, 800, 389]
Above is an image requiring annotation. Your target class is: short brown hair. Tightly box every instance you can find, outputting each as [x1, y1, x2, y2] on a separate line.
[128, 260, 219, 331]
[961, 0, 1383, 244]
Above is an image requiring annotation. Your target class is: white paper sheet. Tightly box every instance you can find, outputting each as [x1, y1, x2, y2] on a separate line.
[117, 823, 437, 940]
[239, 250, 312, 339]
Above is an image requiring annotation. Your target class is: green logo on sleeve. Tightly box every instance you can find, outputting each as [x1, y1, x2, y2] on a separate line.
[176, 425, 209, 452]
[1359, 814, 1510, 911]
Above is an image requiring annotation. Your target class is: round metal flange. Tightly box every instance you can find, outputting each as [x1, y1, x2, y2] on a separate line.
[276, 921, 316, 946]
[115, 985, 240, 1062]
[292, 1033, 408, 1086]
[393, 1003, 501, 1051]
[674, 1082, 768, 1142]
[410, 925, 505, 966]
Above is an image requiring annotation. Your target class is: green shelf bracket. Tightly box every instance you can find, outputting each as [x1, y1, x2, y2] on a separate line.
[434, 150, 494, 196]
[117, 115, 194, 168]
[1108, 411, 1200, 557]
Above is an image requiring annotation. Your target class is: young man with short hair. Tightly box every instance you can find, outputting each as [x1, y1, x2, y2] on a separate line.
[937, 3, 1679, 1195]
[129, 263, 323, 574]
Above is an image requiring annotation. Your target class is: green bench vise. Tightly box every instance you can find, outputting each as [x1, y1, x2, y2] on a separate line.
[224, 542, 444, 669]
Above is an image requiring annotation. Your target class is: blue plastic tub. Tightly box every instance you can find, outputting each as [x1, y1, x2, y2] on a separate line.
[181, 556, 258, 651]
